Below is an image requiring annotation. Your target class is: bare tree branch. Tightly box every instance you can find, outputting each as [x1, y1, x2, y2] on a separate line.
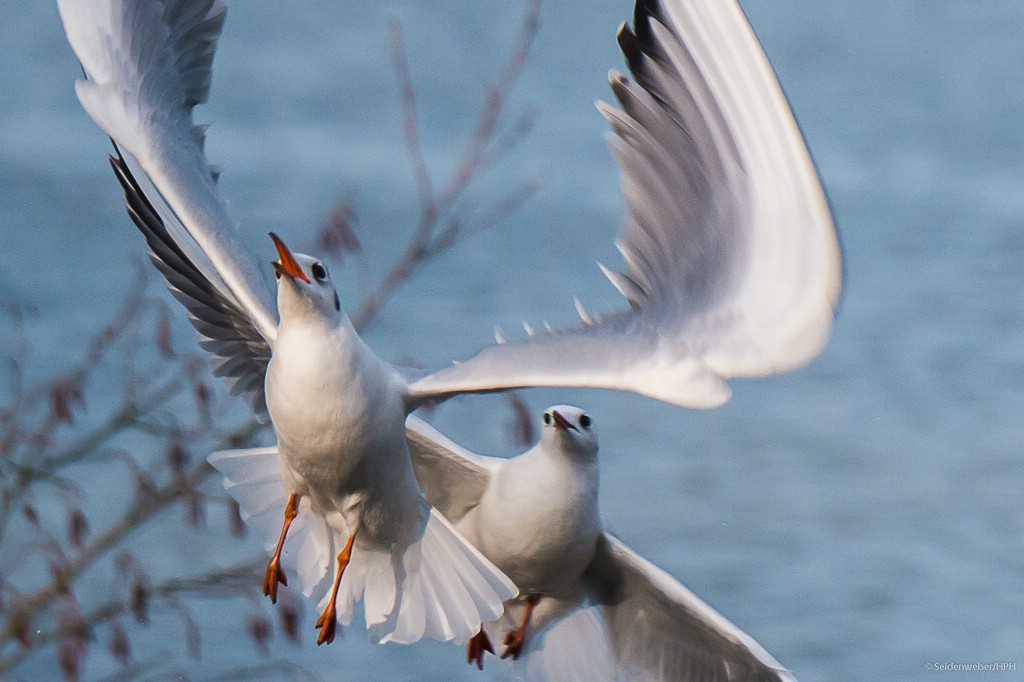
[351, 0, 543, 331]
[388, 20, 436, 218]
[0, 557, 263, 675]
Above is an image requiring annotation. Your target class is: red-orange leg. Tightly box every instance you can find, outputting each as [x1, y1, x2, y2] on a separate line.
[315, 532, 356, 645]
[263, 492, 300, 604]
[501, 594, 539, 660]
[467, 628, 495, 670]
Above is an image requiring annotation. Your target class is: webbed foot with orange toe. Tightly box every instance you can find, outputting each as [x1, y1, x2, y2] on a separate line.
[467, 628, 495, 669]
[263, 492, 300, 604]
[315, 601, 338, 645]
[262, 555, 288, 604]
[501, 628, 526, 660]
[500, 593, 539, 660]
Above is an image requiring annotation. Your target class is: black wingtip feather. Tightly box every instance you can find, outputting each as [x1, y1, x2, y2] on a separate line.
[109, 153, 193, 274]
[631, 0, 664, 46]
[619, 0, 678, 93]
[106, 149, 271, 422]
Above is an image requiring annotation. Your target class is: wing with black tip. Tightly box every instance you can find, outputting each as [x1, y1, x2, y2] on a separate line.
[410, 0, 841, 410]
[58, 0, 277, 418]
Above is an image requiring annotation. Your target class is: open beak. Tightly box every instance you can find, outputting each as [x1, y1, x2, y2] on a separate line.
[551, 410, 577, 432]
[270, 232, 310, 283]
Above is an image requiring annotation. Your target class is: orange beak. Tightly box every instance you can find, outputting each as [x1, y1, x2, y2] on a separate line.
[551, 410, 577, 432]
[270, 232, 310, 283]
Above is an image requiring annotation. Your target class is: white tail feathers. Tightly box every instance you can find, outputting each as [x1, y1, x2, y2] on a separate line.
[517, 605, 615, 682]
[329, 505, 517, 644]
[207, 445, 286, 546]
[209, 446, 516, 644]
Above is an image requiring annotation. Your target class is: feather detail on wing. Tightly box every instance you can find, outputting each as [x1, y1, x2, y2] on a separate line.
[57, 0, 279, 418]
[585, 532, 796, 682]
[111, 153, 272, 419]
[405, 415, 503, 524]
[408, 0, 841, 410]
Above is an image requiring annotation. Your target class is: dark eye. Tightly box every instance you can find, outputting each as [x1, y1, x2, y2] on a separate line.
[542, 412, 551, 425]
[579, 414, 592, 429]
[311, 263, 328, 282]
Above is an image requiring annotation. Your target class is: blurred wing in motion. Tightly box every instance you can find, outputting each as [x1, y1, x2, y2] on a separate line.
[410, 0, 841, 410]
[57, 0, 278, 417]
[585, 532, 796, 682]
[405, 415, 503, 524]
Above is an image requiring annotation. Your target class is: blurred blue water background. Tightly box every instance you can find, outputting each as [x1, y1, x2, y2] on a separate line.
[2, 1, 1023, 680]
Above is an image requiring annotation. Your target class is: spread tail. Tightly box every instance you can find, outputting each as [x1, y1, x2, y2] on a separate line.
[330, 501, 518, 644]
[209, 445, 516, 644]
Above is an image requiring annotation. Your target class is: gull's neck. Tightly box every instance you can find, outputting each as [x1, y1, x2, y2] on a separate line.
[272, 284, 411, 415]
[538, 431, 598, 466]
[276, 281, 340, 331]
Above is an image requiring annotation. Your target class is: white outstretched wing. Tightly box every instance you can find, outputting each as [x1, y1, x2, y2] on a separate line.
[57, 0, 277, 417]
[585, 532, 797, 682]
[405, 416, 504, 525]
[410, 0, 841, 409]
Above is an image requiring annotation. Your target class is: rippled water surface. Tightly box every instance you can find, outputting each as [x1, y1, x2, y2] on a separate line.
[2, 1, 1022, 680]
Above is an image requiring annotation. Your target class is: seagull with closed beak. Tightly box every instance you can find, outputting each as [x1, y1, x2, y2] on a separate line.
[56, 0, 840, 648]
[407, 406, 797, 681]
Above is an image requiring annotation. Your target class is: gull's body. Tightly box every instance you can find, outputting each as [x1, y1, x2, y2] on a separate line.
[56, 0, 841, 650]
[409, 408, 796, 681]
[466, 414, 601, 599]
[267, 284, 417, 548]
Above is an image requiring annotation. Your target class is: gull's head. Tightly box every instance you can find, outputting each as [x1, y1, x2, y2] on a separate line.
[539, 405, 598, 459]
[270, 232, 342, 325]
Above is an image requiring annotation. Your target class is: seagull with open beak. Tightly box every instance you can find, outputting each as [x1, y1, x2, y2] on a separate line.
[57, 0, 841, 649]
[217, 232, 516, 645]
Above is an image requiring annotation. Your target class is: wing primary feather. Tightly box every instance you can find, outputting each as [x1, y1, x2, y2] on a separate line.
[108, 151, 272, 421]
[573, 297, 595, 326]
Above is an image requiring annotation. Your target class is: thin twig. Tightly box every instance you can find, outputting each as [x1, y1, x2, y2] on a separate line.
[428, 176, 541, 257]
[436, 0, 541, 212]
[0, 417, 261, 655]
[351, 0, 542, 330]
[388, 20, 436, 217]
[0, 268, 147, 427]
[0, 557, 264, 674]
[0, 377, 184, 520]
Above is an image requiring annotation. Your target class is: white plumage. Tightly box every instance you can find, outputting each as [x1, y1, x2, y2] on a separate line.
[55, 0, 840, 650]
